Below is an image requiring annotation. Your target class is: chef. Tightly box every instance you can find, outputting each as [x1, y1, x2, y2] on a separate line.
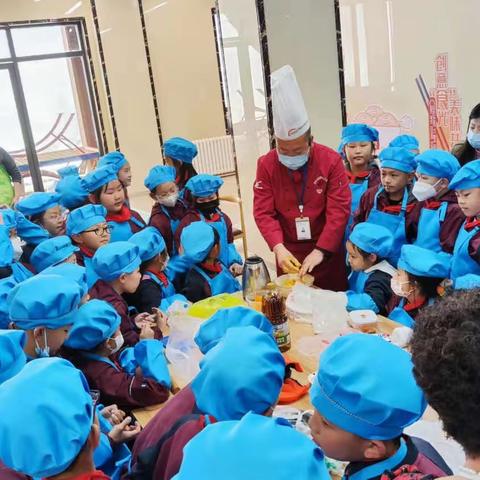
[253, 65, 351, 290]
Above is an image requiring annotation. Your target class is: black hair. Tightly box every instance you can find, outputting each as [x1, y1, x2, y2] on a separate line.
[29, 211, 46, 226]
[406, 272, 443, 299]
[346, 240, 380, 262]
[167, 157, 198, 189]
[140, 248, 168, 273]
[201, 227, 220, 262]
[411, 290, 480, 456]
[0, 266, 13, 279]
[453, 103, 480, 166]
[91, 184, 107, 204]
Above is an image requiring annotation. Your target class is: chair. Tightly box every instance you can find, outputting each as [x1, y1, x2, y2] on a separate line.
[219, 195, 248, 259]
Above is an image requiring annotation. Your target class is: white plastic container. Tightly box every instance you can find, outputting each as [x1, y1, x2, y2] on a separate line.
[348, 310, 378, 333]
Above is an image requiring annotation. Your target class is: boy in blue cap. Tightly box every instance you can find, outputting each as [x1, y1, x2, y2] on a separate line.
[180, 221, 240, 302]
[408, 149, 464, 254]
[9, 274, 82, 359]
[449, 160, 480, 281]
[67, 204, 111, 287]
[175, 173, 243, 274]
[163, 136, 198, 195]
[30, 235, 78, 272]
[130, 326, 285, 479]
[388, 245, 450, 326]
[127, 227, 186, 314]
[353, 147, 418, 265]
[0, 357, 109, 480]
[389, 134, 420, 154]
[339, 124, 381, 227]
[55, 165, 89, 211]
[309, 334, 451, 480]
[346, 223, 396, 315]
[83, 165, 146, 242]
[173, 412, 330, 480]
[89, 241, 163, 346]
[64, 299, 170, 411]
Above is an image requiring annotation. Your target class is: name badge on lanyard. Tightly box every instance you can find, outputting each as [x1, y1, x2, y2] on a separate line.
[290, 164, 312, 240]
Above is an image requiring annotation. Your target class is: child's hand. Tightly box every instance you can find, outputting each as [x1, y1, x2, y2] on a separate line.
[134, 312, 152, 329]
[151, 307, 168, 332]
[229, 263, 243, 277]
[107, 416, 141, 444]
[100, 404, 126, 426]
[140, 322, 155, 340]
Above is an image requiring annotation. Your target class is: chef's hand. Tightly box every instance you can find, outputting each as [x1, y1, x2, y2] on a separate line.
[299, 249, 324, 276]
[108, 416, 141, 444]
[273, 244, 301, 274]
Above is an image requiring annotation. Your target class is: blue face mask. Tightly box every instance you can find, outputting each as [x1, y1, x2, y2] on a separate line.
[467, 131, 480, 149]
[277, 151, 309, 170]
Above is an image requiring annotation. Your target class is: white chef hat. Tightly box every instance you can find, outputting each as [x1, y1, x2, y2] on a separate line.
[271, 65, 310, 141]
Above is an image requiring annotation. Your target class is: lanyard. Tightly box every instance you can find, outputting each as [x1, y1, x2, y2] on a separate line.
[288, 163, 309, 216]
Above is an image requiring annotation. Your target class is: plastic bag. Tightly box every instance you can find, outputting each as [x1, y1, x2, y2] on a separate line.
[310, 289, 348, 340]
[286, 284, 315, 323]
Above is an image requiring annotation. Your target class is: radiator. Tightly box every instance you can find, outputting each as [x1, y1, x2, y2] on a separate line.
[193, 135, 236, 176]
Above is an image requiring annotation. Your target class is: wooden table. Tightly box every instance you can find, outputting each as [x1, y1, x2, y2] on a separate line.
[133, 315, 401, 427]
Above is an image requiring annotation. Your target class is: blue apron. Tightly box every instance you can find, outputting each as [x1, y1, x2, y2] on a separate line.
[344, 438, 408, 480]
[451, 221, 480, 280]
[84, 255, 100, 289]
[161, 205, 181, 255]
[199, 211, 231, 267]
[414, 202, 448, 252]
[348, 270, 369, 292]
[108, 216, 145, 242]
[192, 264, 240, 296]
[389, 298, 434, 328]
[366, 187, 408, 267]
[344, 180, 369, 243]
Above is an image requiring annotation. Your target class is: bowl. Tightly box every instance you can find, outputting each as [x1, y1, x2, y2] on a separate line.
[275, 273, 314, 297]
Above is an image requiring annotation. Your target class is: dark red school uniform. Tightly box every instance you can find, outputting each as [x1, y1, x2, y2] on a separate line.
[407, 190, 465, 254]
[0, 461, 29, 480]
[67, 350, 169, 412]
[345, 163, 381, 188]
[466, 219, 480, 264]
[149, 202, 187, 256]
[71, 471, 110, 480]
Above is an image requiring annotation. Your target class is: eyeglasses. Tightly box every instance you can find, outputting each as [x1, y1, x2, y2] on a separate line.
[84, 225, 111, 236]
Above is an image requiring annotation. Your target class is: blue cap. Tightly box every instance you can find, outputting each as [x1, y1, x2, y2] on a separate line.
[30, 235, 79, 272]
[0, 276, 17, 328]
[16, 192, 61, 217]
[144, 165, 177, 191]
[164, 137, 198, 164]
[55, 166, 89, 210]
[1, 209, 17, 230]
[130, 227, 166, 262]
[388, 134, 420, 151]
[339, 123, 379, 151]
[449, 160, 480, 191]
[0, 226, 13, 268]
[97, 151, 128, 172]
[0, 357, 93, 477]
[454, 274, 480, 290]
[349, 222, 393, 259]
[9, 274, 81, 330]
[180, 221, 215, 263]
[92, 241, 141, 281]
[195, 306, 274, 354]
[66, 204, 107, 236]
[0, 330, 26, 384]
[65, 299, 120, 350]
[416, 150, 460, 181]
[12, 210, 49, 246]
[398, 245, 451, 278]
[192, 326, 285, 421]
[186, 174, 223, 198]
[311, 334, 426, 440]
[379, 147, 417, 173]
[40, 263, 88, 299]
[173, 413, 329, 480]
[81, 165, 118, 193]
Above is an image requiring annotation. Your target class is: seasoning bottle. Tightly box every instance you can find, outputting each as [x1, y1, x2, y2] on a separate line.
[261, 286, 291, 352]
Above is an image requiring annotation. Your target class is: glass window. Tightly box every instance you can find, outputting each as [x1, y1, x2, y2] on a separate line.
[0, 29, 10, 59]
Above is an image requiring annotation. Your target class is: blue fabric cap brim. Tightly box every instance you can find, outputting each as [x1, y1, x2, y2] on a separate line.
[381, 159, 415, 173]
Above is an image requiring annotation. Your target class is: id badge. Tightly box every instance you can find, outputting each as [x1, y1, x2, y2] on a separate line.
[295, 216, 311, 240]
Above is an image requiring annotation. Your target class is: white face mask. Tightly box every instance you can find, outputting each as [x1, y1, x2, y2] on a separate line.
[277, 150, 309, 170]
[467, 130, 480, 149]
[157, 191, 179, 208]
[108, 333, 124, 354]
[34, 329, 50, 358]
[412, 180, 439, 202]
[10, 236, 25, 262]
[390, 278, 412, 298]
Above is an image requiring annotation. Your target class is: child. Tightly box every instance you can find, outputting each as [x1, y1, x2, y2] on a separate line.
[83, 165, 145, 242]
[176, 174, 243, 273]
[67, 204, 111, 287]
[130, 326, 285, 479]
[339, 124, 380, 226]
[163, 136, 198, 194]
[64, 299, 170, 411]
[89, 241, 163, 346]
[309, 334, 452, 480]
[353, 147, 418, 265]
[346, 223, 396, 316]
[8, 274, 82, 359]
[145, 165, 188, 257]
[40, 263, 89, 305]
[408, 149, 464, 254]
[127, 227, 186, 313]
[448, 160, 480, 280]
[98, 151, 132, 189]
[55, 165, 89, 211]
[0, 357, 109, 479]
[388, 245, 450, 327]
[411, 290, 480, 479]
[389, 134, 420, 154]
[181, 221, 240, 302]
[30, 235, 78, 272]
[173, 413, 329, 480]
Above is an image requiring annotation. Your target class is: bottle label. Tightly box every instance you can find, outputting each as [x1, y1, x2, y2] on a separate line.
[273, 321, 291, 348]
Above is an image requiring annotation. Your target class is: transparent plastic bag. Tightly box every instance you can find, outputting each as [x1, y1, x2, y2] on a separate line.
[310, 289, 348, 340]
